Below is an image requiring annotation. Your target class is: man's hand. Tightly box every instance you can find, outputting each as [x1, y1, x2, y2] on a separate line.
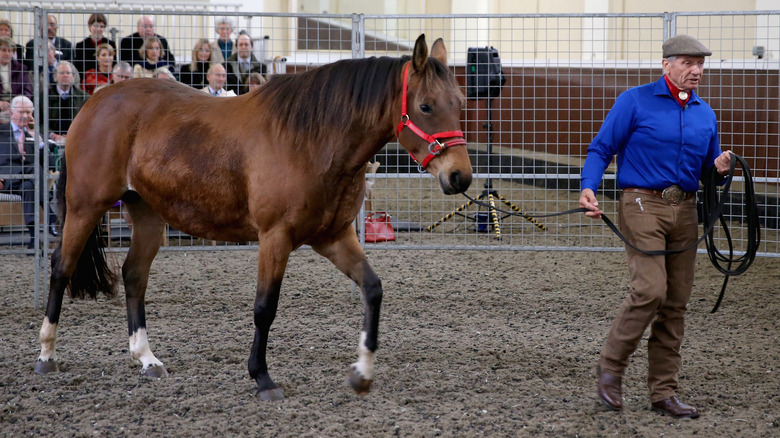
[714, 150, 733, 176]
[579, 188, 603, 219]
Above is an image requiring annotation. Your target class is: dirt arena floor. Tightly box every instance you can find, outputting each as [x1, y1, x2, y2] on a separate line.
[1, 247, 778, 437]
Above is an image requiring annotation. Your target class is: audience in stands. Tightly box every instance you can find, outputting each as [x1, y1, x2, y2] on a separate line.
[179, 38, 237, 90]
[226, 33, 266, 95]
[202, 64, 235, 97]
[215, 18, 235, 62]
[0, 36, 33, 117]
[246, 72, 265, 92]
[0, 96, 58, 247]
[74, 13, 116, 76]
[0, 20, 23, 61]
[132, 36, 173, 78]
[25, 14, 73, 70]
[120, 16, 175, 66]
[46, 61, 88, 144]
[82, 43, 114, 95]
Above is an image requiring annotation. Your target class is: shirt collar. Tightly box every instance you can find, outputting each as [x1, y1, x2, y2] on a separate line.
[654, 75, 698, 105]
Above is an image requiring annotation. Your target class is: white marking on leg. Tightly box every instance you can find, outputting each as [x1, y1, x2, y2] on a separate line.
[38, 317, 58, 362]
[129, 328, 164, 371]
[351, 331, 375, 380]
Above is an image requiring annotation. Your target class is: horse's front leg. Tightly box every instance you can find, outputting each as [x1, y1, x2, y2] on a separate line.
[249, 233, 292, 401]
[312, 226, 382, 395]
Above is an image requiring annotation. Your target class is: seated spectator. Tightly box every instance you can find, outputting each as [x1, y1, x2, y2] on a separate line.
[82, 43, 114, 95]
[179, 39, 237, 89]
[225, 33, 266, 95]
[93, 61, 132, 94]
[25, 14, 74, 70]
[0, 36, 32, 117]
[246, 72, 265, 92]
[120, 16, 175, 66]
[36, 42, 59, 84]
[133, 37, 173, 78]
[45, 61, 88, 144]
[215, 18, 234, 61]
[0, 96, 58, 247]
[0, 20, 23, 60]
[153, 67, 176, 80]
[202, 64, 235, 97]
[74, 13, 116, 76]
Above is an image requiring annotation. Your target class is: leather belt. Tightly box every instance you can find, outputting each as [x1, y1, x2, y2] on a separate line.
[623, 185, 693, 205]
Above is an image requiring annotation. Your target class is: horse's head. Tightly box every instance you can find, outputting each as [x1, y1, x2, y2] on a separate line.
[396, 34, 473, 195]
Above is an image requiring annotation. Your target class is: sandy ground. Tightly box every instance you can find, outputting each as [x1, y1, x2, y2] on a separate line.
[1, 248, 778, 437]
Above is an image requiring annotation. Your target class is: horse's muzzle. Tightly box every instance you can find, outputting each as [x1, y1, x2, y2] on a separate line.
[439, 169, 472, 195]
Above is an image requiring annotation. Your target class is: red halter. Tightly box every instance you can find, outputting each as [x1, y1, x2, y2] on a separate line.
[395, 62, 467, 170]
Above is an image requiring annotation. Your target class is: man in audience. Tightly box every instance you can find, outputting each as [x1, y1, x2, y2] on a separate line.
[0, 36, 32, 121]
[74, 13, 115, 76]
[93, 61, 132, 94]
[120, 16, 175, 66]
[45, 61, 88, 144]
[225, 33, 265, 94]
[202, 64, 235, 97]
[0, 96, 58, 247]
[24, 14, 74, 70]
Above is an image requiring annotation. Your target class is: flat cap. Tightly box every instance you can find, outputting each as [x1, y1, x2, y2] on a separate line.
[663, 34, 712, 58]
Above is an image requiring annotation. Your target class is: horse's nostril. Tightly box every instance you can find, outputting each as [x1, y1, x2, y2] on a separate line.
[449, 170, 472, 193]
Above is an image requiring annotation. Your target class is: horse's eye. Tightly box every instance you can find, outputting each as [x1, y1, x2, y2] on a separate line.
[419, 104, 432, 114]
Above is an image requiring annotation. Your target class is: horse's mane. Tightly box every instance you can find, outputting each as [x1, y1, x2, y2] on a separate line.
[256, 56, 409, 151]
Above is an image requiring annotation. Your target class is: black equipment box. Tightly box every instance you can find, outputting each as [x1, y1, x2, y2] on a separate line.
[466, 46, 506, 99]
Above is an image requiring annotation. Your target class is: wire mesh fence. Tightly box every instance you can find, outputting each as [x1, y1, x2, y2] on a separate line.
[1, 8, 778, 265]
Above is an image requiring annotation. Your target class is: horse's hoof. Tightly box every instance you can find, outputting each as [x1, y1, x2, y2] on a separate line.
[348, 368, 373, 395]
[142, 364, 168, 378]
[34, 359, 59, 375]
[256, 387, 285, 401]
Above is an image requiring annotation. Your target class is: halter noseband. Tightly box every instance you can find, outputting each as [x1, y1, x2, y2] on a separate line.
[395, 62, 467, 170]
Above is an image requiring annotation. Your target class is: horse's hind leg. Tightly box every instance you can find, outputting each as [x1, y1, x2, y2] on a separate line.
[123, 195, 168, 377]
[312, 227, 382, 395]
[249, 231, 292, 401]
[36, 211, 110, 374]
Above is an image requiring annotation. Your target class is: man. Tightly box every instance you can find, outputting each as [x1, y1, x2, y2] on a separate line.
[580, 35, 733, 419]
[119, 16, 175, 66]
[74, 13, 116, 76]
[225, 33, 265, 94]
[92, 61, 132, 95]
[202, 64, 236, 97]
[0, 96, 58, 247]
[45, 61, 89, 143]
[24, 14, 74, 71]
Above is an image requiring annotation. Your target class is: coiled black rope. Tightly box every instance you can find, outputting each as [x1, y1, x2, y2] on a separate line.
[462, 153, 761, 312]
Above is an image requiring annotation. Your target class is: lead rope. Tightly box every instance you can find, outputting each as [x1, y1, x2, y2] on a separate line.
[461, 154, 761, 312]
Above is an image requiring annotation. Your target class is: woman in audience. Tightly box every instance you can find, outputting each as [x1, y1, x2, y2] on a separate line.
[179, 39, 225, 89]
[215, 18, 234, 61]
[132, 36, 173, 78]
[74, 13, 115, 75]
[246, 72, 266, 92]
[82, 43, 114, 95]
[0, 20, 23, 60]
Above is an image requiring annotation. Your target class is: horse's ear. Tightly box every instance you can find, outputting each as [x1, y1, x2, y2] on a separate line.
[412, 34, 428, 72]
[430, 38, 448, 68]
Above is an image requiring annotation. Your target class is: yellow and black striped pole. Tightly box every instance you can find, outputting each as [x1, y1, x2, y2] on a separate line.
[426, 199, 475, 232]
[497, 195, 546, 231]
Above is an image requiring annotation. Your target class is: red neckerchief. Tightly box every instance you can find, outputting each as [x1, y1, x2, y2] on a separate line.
[664, 75, 690, 107]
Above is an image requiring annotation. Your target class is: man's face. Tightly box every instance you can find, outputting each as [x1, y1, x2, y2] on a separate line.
[55, 64, 74, 88]
[11, 101, 34, 128]
[47, 15, 58, 39]
[0, 24, 11, 38]
[237, 35, 252, 59]
[112, 68, 131, 83]
[208, 66, 227, 89]
[663, 55, 706, 92]
[0, 45, 12, 66]
[47, 45, 56, 64]
[138, 17, 155, 38]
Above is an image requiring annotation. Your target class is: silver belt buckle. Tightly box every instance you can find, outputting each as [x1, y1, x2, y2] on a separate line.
[661, 185, 685, 204]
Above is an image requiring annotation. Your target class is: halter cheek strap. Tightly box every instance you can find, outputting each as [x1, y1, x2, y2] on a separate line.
[395, 62, 467, 170]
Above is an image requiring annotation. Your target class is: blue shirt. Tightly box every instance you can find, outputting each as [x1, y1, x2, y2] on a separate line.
[580, 76, 721, 194]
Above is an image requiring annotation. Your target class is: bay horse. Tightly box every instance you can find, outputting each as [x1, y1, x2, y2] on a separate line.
[35, 34, 472, 401]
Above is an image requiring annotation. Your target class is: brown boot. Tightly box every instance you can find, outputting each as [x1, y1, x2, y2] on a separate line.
[597, 366, 623, 411]
[651, 396, 700, 419]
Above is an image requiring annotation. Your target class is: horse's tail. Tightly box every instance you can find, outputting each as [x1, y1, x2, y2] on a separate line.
[51, 159, 118, 300]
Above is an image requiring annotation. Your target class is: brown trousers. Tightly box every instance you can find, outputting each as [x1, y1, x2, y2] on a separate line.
[599, 192, 698, 403]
